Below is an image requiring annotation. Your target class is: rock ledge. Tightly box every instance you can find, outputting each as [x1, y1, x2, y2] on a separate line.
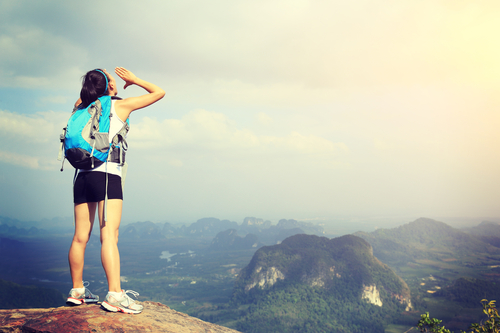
[0, 301, 240, 333]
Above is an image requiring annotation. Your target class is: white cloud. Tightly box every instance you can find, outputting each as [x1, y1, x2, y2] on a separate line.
[129, 109, 347, 162]
[3, 1, 497, 92]
[257, 112, 273, 126]
[0, 110, 68, 170]
[0, 110, 67, 142]
[1, 0, 500, 220]
[168, 159, 184, 168]
[0, 150, 39, 169]
[0, 23, 87, 89]
[0, 107, 347, 172]
[40, 96, 68, 104]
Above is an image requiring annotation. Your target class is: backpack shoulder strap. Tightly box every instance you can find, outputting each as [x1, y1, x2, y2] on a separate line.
[89, 99, 103, 139]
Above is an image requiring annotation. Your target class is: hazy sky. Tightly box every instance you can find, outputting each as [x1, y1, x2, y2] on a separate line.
[1, 0, 499, 224]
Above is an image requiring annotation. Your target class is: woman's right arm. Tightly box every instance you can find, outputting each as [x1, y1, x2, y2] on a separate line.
[113, 67, 165, 121]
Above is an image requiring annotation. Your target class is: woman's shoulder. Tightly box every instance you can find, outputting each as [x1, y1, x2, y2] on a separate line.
[110, 97, 130, 123]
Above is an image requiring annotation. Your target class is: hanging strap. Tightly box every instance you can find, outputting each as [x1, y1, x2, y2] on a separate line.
[102, 104, 128, 222]
[104, 161, 109, 223]
[72, 169, 78, 185]
[60, 156, 66, 172]
[58, 127, 66, 161]
[58, 126, 67, 171]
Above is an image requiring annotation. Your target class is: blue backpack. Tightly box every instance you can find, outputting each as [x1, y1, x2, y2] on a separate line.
[58, 96, 129, 171]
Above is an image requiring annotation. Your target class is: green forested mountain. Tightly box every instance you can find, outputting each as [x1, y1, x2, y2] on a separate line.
[462, 221, 500, 248]
[355, 217, 500, 265]
[220, 234, 411, 333]
[209, 229, 261, 251]
[350, 218, 500, 332]
[463, 221, 500, 237]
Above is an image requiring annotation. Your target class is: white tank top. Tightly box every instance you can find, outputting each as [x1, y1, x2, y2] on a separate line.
[78, 100, 128, 177]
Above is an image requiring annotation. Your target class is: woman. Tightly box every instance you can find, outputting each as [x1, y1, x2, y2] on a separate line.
[66, 67, 165, 314]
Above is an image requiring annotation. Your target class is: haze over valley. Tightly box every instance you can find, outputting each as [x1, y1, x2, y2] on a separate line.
[2, 215, 500, 332]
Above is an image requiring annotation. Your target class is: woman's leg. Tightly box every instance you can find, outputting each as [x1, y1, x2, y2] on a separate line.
[98, 199, 123, 292]
[69, 202, 97, 289]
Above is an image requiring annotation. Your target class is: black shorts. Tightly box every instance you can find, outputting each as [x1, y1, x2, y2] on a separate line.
[73, 172, 123, 204]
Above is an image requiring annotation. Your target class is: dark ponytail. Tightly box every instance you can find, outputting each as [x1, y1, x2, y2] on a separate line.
[79, 69, 109, 109]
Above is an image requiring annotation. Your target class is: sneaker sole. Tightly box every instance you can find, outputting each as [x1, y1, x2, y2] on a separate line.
[66, 298, 83, 305]
[101, 301, 142, 314]
[66, 297, 99, 305]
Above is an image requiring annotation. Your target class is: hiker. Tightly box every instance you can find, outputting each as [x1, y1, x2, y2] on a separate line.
[65, 67, 165, 313]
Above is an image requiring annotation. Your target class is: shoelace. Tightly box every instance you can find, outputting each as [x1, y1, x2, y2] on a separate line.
[123, 290, 140, 303]
[83, 281, 91, 288]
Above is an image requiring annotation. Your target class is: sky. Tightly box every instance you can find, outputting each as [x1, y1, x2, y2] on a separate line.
[1, 0, 500, 225]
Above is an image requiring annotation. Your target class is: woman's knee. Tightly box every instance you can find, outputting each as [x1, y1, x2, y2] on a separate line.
[100, 229, 119, 244]
[72, 232, 91, 245]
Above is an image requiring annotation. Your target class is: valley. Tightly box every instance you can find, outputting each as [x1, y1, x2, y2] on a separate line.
[1, 216, 500, 332]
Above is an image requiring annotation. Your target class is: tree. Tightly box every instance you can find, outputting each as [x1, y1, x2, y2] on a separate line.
[417, 300, 500, 333]
[417, 312, 451, 333]
[468, 299, 500, 333]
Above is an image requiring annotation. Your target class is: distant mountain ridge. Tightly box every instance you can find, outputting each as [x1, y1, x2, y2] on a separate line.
[0, 216, 73, 237]
[100, 217, 325, 247]
[461, 220, 500, 248]
[463, 220, 500, 236]
[0, 216, 72, 231]
[355, 217, 500, 265]
[0, 215, 324, 245]
[209, 229, 261, 251]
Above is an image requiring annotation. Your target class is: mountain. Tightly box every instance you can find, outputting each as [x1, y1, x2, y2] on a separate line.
[207, 218, 327, 254]
[0, 216, 73, 233]
[463, 220, 500, 237]
[355, 217, 500, 265]
[275, 219, 324, 234]
[185, 218, 239, 237]
[240, 217, 272, 232]
[229, 234, 411, 333]
[0, 215, 325, 245]
[462, 221, 500, 248]
[121, 221, 164, 240]
[235, 218, 325, 246]
[209, 229, 261, 251]
[0, 224, 49, 238]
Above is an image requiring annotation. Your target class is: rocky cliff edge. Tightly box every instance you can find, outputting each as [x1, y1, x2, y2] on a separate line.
[0, 301, 241, 333]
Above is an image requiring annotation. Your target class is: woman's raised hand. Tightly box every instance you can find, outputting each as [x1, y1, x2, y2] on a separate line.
[112, 67, 165, 120]
[115, 67, 138, 89]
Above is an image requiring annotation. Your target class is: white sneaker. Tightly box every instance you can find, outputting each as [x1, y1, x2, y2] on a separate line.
[66, 281, 99, 305]
[101, 290, 143, 314]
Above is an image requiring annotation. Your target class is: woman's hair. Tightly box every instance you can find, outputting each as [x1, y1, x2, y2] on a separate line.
[79, 69, 109, 109]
